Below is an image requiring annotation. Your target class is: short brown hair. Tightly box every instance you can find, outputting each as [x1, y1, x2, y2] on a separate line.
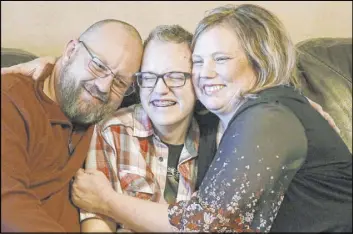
[144, 24, 193, 49]
[134, 25, 193, 101]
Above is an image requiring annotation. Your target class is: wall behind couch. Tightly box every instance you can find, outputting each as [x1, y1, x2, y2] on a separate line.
[1, 1, 352, 56]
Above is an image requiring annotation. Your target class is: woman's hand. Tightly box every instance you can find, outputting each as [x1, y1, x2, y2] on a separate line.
[72, 168, 173, 232]
[307, 98, 340, 134]
[1, 56, 57, 80]
[72, 168, 115, 216]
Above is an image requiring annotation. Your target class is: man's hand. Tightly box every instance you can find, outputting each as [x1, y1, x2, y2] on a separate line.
[1, 56, 56, 80]
[72, 168, 115, 216]
[307, 98, 340, 134]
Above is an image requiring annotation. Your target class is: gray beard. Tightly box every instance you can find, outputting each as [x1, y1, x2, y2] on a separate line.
[56, 63, 118, 125]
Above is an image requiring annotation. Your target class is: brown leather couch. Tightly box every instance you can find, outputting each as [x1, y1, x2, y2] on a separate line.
[296, 38, 352, 152]
[2, 37, 352, 152]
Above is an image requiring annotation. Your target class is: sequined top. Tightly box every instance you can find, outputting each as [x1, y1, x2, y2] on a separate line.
[168, 86, 352, 232]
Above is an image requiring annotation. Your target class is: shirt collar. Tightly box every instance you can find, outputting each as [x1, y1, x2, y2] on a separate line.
[100, 104, 152, 136]
[101, 104, 200, 158]
[182, 117, 199, 158]
[132, 104, 155, 137]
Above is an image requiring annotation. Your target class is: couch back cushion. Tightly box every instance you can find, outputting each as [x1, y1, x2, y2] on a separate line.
[1, 47, 38, 67]
[296, 38, 352, 152]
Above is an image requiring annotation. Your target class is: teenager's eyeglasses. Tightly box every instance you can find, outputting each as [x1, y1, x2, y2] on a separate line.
[134, 71, 191, 89]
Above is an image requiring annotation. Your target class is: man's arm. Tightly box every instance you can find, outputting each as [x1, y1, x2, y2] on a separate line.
[1, 92, 66, 232]
[1, 56, 56, 80]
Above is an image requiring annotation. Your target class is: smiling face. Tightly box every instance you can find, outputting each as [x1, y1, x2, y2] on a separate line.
[192, 24, 256, 117]
[139, 40, 196, 127]
[57, 23, 143, 125]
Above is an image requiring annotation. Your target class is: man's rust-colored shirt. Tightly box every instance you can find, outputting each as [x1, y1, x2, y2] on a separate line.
[1, 74, 93, 232]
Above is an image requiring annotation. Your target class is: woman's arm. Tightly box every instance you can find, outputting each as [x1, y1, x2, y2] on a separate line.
[168, 102, 308, 232]
[72, 102, 308, 232]
[81, 218, 116, 233]
[306, 97, 340, 133]
[73, 168, 173, 232]
[104, 190, 173, 232]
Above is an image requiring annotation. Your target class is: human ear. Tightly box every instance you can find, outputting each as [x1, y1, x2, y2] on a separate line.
[61, 39, 80, 66]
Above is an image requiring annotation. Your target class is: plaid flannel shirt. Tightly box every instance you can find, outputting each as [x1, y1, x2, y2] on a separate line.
[80, 104, 200, 223]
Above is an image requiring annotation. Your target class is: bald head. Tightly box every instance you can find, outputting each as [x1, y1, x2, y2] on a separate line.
[56, 19, 143, 125]
[73, 19, 143, 80]
[79, 19, 142, 43]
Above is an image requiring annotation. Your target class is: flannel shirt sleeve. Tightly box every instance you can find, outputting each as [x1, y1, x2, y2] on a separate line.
[80, 125, 116, 222]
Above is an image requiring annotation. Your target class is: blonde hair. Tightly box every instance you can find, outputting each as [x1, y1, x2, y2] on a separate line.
[192, 4, 300, 97]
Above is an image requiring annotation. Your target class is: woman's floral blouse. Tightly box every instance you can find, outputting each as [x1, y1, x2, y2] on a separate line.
[168, 102, 307, 232]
